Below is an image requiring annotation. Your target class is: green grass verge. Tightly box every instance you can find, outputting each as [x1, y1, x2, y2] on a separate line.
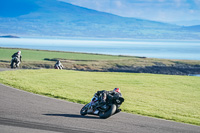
[0, 69, 200, 126]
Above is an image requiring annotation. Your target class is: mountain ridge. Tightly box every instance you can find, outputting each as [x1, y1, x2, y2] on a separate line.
[0, 0, 199, 39]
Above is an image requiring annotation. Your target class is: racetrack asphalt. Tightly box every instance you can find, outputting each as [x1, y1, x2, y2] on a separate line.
[0, 69, 200, 133]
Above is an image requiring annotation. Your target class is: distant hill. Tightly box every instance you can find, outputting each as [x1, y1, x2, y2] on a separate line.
[0, 0, 200, 39]
[171, 20, 200, 26]
[182, 25, 200, 32]
[0, 35, 20, 38]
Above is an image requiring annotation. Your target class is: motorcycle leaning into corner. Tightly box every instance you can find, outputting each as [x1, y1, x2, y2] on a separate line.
[80, 92, 124, 119]
[10, 51, 22, 69]
[54, 60, 64, 70]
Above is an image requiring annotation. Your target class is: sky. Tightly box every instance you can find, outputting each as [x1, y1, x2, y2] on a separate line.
[59, 0, 200, 26]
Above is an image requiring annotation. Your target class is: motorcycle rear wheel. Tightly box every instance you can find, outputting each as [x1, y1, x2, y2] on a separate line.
[99, 104, 116, 119]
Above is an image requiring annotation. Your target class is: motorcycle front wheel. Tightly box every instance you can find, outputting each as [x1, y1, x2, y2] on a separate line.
[80, 103, 89, 116]
[11, 61, 16, 69]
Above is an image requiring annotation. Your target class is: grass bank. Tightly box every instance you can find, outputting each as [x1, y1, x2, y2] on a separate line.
[1, 47, 200, 75]
[0, 69, 199, 126]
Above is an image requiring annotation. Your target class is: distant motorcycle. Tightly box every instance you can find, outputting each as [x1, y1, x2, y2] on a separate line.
[10, 57, 20, 69]
[80, 93, 124, 119]
[54, 60, 63, 70]
[54, 65, 63, 69]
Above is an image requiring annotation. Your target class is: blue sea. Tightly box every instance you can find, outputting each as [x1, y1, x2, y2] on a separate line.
[0, 38, 200, 60]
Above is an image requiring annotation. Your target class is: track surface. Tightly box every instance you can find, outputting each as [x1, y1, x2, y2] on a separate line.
[0, 69, 200, 133]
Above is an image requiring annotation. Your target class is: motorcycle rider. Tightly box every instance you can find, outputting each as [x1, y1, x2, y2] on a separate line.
[54, 60, 64, 69]
[96, 88, 122, 108]
[11, 51, 22, 67]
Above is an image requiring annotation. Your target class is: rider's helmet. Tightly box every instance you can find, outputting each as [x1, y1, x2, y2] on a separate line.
[17, 51, 21, 55]
[113, 88, 121, 93]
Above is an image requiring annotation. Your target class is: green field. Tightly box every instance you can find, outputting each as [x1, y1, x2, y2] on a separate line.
[0, 47, 134, 61]
[0, 69, 200, 126]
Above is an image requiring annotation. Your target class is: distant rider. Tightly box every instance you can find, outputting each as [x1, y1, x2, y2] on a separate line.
[54, 60, 64, 69]
[11, 51, 22, 67]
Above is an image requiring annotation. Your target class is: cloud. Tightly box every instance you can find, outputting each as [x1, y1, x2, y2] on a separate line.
[194, 0, 200, 5]
[174, 0, 182, 7]
[59, 0, 200, 22]
[158, 0, 165, 2]
[115, 0, 123, 8]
